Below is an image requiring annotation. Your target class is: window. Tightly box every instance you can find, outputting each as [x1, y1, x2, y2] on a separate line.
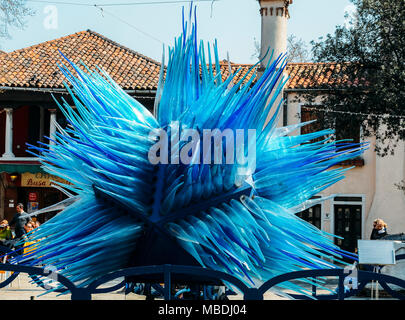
[301, 105, 361, 144]
[300, 106, 325, 140]
[334, 196, 362, 202]
[301, 106, 363, 166]
[296, 204, 322, 230]
[335, 116, 361, 144]
[0, 110, 5, 155]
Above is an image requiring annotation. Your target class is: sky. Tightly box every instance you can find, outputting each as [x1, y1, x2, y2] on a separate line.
[1, 0, 354, 64]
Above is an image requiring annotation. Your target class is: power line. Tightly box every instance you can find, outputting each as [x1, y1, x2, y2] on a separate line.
[26, 0, 220, 44]
[26, 0, 219, 7]
[303, 106, 405, 120]
[94, 0, 218, 6]
[94, 5, 165, 44]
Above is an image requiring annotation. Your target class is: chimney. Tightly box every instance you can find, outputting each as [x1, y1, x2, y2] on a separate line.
[258, 0, 292, 69]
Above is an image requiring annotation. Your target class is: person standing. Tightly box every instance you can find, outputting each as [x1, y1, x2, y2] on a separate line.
[9, 203, 31, 239]
[370, 218, 388, 240]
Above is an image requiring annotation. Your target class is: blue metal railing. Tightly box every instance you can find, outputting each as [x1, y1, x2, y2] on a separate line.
[1, 252, 405, 300]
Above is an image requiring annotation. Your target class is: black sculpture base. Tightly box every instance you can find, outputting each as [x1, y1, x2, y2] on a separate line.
[126, 227, 223, 285]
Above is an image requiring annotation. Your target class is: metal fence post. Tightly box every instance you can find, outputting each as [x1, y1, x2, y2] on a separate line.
[312, 277, 317, 298]
[243, 288, 263, 300]
[70, 288, 92, 300]
[338, 274, 345, 300]
[164, 266, 172, 300]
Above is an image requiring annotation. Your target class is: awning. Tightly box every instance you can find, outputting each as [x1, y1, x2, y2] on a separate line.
[0, 164, 45, 174]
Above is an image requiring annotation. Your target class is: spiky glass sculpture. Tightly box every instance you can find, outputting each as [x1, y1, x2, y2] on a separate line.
[16, 10, 366, 298]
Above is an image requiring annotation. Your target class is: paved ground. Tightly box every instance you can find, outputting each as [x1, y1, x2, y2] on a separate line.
[0, 273, 126, 300]
[0, 273, 390, 300]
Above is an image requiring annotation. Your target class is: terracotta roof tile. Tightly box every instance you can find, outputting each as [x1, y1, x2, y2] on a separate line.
[0, 30, 162, 90]
[0, 30, 350, 92]
[285, 62, 354, 89]
[216, 61, 351, 90]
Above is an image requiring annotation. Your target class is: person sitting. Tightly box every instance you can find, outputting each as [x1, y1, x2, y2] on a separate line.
[370, 218, 388, 240]
[0, 218, 33, 257]
[22, 222, 34, 239]
[0, 220, 12, 242]
[0, 220, 14, 253]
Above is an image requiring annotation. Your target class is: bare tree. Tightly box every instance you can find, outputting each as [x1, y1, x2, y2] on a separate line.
[252, 35, 312, 63]
[0, 0, 34, 41]
[251, 36, 261, 61]
[287, 35, 311, 63]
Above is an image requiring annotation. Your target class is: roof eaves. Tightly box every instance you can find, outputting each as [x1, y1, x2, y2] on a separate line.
[86, 29, 162, 67]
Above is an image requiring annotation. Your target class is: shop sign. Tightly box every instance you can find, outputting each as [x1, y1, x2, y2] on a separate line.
[27, 202, 39, 213]
[28, 192, 37, 201]
[21, 172, 73, 188]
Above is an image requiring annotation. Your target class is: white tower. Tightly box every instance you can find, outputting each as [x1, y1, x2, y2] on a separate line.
[258, 0, 292, 68]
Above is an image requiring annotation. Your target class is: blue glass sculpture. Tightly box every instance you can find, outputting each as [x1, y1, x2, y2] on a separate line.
[14, 8, 367, 298]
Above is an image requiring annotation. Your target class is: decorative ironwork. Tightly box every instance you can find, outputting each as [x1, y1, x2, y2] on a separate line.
[1, 253, 405, 300]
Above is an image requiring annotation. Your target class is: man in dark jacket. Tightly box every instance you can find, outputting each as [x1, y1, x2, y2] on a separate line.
[370, 218, 388, 240]
[9, 203, 31, 239]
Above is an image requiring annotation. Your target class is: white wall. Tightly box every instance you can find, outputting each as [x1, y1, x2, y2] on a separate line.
[259, 0, 405, 241]
[285, 92, 379, 238]
[259, 0, 288, 67]
[285, 92, 405, 238]
[368, 135, 405, 236]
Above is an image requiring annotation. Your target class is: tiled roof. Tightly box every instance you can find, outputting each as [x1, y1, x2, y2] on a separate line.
[0, 30, 162, 90]
[217, 61, 352, 90]
[213, 61, 353, 90]
[0, 30, 348, 92]
[217, 60, 257, 85]
[285, 62, 351, 90]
